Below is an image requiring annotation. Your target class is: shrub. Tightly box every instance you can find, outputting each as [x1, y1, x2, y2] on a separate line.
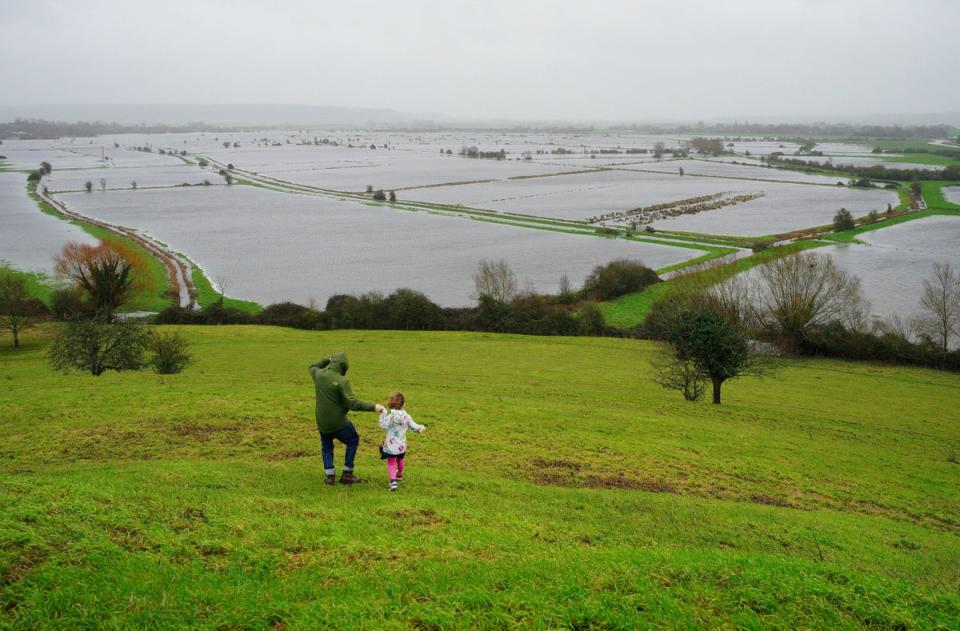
[576, 304, 606, 336]
[833, 208, 855, 231]
[372, 189, 386, 201]
[581, 260, 660, 301]
[50, 287, 91, 320]
[384, 289, 443, 330]
[48, 319, 150, 376]
[27, 170, 41, 182]
[148, 331, 193, 374]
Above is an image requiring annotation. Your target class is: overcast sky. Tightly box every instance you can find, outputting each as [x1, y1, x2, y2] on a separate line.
[1, 0, 958, 122]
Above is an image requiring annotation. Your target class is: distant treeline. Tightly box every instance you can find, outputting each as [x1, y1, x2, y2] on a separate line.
[633, 122, 955, 139]
[0, 118, 232, 140]
[769, 155, 960, 182]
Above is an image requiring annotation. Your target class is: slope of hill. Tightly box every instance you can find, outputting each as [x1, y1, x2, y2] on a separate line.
[1, 326, 958, 628]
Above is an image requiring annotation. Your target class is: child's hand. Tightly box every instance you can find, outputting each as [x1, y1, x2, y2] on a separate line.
[418, 426, 426, 433]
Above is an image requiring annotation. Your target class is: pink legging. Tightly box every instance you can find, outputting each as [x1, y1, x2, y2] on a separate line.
[387, 456, 405, 480]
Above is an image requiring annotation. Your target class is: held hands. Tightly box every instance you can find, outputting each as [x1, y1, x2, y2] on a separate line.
[375, 404, 385, 414]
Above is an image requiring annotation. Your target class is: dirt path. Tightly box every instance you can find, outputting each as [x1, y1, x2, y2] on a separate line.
[36, 184, 196, 309]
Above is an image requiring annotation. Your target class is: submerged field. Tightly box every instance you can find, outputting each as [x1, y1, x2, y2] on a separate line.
[1, 130, 954, 316]
[1, 326, 959, 628]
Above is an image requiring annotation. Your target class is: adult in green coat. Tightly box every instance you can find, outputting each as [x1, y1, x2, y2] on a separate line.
[309, 352, 383, 485]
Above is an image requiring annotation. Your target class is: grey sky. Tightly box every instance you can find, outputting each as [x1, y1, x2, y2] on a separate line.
[1, 0, 958, 122]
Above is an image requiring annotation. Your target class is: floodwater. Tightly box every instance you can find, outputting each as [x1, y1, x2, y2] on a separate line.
[943, 186, 960, 205]
[828, 216, 960, 323]
[0, 172, 98, 274]
[58, 185, 701, 306]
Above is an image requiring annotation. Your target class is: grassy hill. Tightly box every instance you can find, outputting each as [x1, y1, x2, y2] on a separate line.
[1, 326, 958, 629]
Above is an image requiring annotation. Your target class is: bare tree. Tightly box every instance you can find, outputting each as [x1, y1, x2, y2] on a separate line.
[755, 252, 868, 349]
[914, 262, 960, 351]
[214, 274, 231, 306]
[99, 177, 107, 192]
[653, 355, 705, 401]
[473, 259, 518, 304]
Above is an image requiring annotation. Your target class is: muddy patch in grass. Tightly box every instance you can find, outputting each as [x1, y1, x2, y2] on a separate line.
[393, 508, 446, 527]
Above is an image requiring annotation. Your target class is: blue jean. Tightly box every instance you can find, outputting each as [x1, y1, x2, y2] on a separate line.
[319, 421, 360, 474]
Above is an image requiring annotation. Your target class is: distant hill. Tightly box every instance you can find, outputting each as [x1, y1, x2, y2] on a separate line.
[0, 103, 443, 128]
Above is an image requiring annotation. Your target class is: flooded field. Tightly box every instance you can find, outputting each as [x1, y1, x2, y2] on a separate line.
[828, 216, 960, 324]
[406, 168, 897, 234]
[0, 130, 945, 313]
[44, 165, 224, 192]
[0, 172, 97, 274]
[57, 185, 700, 306]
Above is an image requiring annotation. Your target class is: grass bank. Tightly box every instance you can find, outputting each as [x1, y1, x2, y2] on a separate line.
[0, 326, 958, 628]
[26, 181, 173, 312]
[600, 241, 826, 328]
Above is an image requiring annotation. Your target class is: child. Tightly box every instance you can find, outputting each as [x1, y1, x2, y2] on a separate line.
[378, 391, 425, 491]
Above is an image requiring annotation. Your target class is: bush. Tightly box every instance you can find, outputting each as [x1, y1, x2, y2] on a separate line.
[581, 260, 660, 301]
[148, 331, 193, 374]
[50, 287, 91, 320]
[255, 302, 331, 330]
[576, 304, 606, 336]
[27, 170, 41, 182]
[383, 289, 443, 330]
[48, 319, 150, 376]
[372, 189, 387, 201]
[833, 208, 855, 231]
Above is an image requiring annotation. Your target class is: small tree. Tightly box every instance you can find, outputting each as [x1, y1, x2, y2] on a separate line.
[0, 270, 45, 348]
[388, 190, 397, 202]
[372, 189, 386, 201]
[40, 161, 52, 174]
[833, 208, 855, 231]
[915, 262, 960, 352]
[473, 259, 518, 304]
[557, 273, 575, 304]
[148, 331, 193, 374]
[366, 185, 373, 193]
[48, 319, 150, 376]
[224, 173, 234, 185]
[197, 158, 209, 167]
[54, 241, 150, 321]
[669, 308, 750, 404]
[99, 178, 107, 192]
[131, 180, 137, 190]
[84, 180, 93, 193]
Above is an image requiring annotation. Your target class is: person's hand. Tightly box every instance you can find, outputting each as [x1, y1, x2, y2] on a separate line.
[375, 404, 385, 414]
[418, 426, 426, 433]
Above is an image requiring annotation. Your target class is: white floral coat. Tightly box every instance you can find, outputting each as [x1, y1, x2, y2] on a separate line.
[378, 409, 425, 456]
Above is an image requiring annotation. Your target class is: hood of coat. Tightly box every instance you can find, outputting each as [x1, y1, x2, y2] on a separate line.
[326, 352, 349, 375]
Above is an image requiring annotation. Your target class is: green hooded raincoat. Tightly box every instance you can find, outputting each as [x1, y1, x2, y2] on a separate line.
[309, 352, 376, 434]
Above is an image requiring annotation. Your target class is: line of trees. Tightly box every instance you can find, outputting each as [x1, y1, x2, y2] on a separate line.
[644, 253, 960, 405]
[769, 155, 960, 182]
[155, 259, 662, 338]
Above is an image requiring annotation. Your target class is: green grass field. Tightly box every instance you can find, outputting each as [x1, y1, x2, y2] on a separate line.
[2, 326, 958, 628]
